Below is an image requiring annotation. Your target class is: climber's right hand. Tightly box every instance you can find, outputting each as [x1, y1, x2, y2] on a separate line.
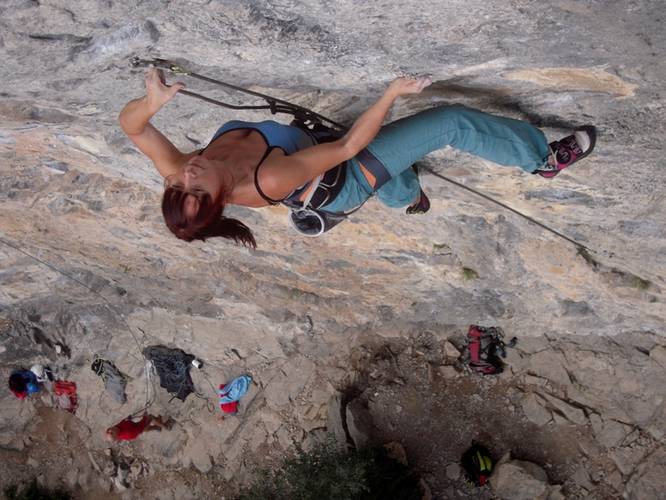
[145, 67, 185, 111]
[386, 75, 432, 97]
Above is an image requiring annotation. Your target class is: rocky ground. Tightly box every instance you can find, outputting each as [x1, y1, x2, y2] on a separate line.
[1, 0, 665, 499]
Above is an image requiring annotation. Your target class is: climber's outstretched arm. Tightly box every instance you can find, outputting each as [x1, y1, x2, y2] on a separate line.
[118, 68, 188, 178]
[257, 76, 432, 201]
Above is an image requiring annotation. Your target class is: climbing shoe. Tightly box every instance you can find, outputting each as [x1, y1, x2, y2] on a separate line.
[406, 164, 431, 214]
[406, 189, 431, 214]
[536, 125, 597, 178]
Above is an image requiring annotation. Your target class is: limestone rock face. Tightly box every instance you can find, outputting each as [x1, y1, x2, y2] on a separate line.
[490, 456, 551, 500]
[1, 0, 665, 498]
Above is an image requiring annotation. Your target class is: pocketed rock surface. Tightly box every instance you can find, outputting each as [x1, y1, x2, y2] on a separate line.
[0, 1, 665, 499]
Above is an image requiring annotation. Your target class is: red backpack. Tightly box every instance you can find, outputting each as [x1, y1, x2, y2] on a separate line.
[463, 325, 516, 375]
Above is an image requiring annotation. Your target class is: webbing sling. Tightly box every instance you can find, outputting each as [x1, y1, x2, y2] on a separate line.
[130, 57, 347, 132]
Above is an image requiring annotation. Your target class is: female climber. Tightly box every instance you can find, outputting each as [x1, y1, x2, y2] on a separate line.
[119, 67, 596, 248]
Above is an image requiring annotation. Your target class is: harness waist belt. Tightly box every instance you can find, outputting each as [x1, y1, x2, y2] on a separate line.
[284, 162, 346, 211]
[355, 148, 391, 190]
[308, 163, 346, 209]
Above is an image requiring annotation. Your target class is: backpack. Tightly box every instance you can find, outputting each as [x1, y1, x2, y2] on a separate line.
[462, 325, 517, 375]
[461, 443, 494, 486]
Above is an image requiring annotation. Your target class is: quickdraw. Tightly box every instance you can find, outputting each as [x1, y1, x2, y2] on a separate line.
[130, 57, 347, 133]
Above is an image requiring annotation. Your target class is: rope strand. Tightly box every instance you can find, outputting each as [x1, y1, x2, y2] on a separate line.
[419, 165, 593, 253]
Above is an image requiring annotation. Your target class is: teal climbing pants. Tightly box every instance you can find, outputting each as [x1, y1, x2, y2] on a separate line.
[322, 104, 550, 213]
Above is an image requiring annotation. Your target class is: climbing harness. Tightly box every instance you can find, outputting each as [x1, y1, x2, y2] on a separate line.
[460, 325, 517, 375]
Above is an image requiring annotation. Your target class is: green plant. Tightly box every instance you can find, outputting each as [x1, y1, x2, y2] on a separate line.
[237, 437, 420, 500]
[462, 267, 479, 280]
[631, 275, 651, 290]
[577, 247, 599, 270]
[432, 242, 452, 253]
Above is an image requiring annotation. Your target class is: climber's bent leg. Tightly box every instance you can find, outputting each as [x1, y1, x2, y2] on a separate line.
[321, 105, 551, 214]
[364, 104, 550, 190]
[375, 167, 421, 208]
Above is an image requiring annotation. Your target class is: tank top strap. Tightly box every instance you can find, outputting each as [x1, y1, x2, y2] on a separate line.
[254, 146, 285, 205]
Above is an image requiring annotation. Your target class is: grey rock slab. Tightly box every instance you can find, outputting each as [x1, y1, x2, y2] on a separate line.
[221, 436, 247, 480]
[248, 425, 269, 453]
[610, 445, 650, 476]
[176, 425, 224, 474]
[558, 299, 594, 317]
[438, 365, 459, 379]
[275, 426, 294, 451]
[524, 351, 572, 387]
[521, 393, 552, 426]
[345, 398, 374, 449]
[592, 418, 633, 449]
[523, 374, 551, 388]
[261, 411, 283, 436]
[539, 393, 587, 426]
[443, 340, 461, 359]
[546, 486, 566, 500]
[625, 448, 666, 500]
[445, 462, 461, 480]
[265, 357, 316, 410]
[491, 456, 550, 500]
[326, 393, 347, 445]
[571, 465, 594, 492]
[649, 345, 666, 369]
[523, 188, 596, 205]
[74, 21, 160, 62]
[0, 394, 36, 450]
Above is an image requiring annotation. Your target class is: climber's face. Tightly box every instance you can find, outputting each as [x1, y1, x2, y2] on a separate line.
[164, 156, 225, 218]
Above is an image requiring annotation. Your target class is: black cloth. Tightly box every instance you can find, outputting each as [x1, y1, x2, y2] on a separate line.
[142, 345, 196, 401]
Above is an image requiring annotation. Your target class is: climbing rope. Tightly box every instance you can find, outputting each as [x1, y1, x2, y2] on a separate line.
[418, 165, 594, 254]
